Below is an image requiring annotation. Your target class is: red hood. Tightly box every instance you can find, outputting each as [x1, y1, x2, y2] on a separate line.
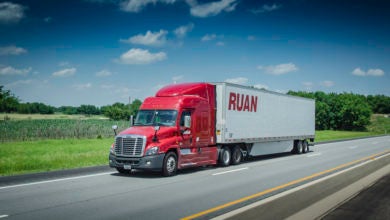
[118, 126, 177, 144]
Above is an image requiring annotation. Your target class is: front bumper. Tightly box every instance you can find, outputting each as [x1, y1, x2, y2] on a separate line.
[109, 153, 165, 171]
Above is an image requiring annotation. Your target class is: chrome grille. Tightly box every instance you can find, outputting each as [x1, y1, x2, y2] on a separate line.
[115, 135, 146, 157]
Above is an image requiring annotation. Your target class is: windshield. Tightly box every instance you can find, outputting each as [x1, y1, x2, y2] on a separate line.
[134, 110, 178, 126]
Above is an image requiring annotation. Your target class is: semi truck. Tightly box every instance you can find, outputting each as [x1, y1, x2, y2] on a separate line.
[109, 82, 315, 176]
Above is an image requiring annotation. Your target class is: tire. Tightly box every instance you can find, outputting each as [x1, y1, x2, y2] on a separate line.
[231, 146, 242, 165]
[302, 140, 308, 153]
[219, 147, 231, 166]
[163, 152, 177, 177]
[295, 140, 303, 154]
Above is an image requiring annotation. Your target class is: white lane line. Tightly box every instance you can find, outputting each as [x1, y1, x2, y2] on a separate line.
[0, 215, 8, 218]
[349, 146, 358, 149]
[306, 153, 322, 157]
[212, 152, 390, 220]
[0, 172, 115, 190]
[212, 167, 249, 176]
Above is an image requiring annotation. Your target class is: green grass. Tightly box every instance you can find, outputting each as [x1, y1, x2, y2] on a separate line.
[0, 114, 388, 176]
[0, 138, 113, 176]
[315, 130, 378, 142]
[316, 114, 389, 142]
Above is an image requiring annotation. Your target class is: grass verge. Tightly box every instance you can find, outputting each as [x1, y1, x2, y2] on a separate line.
[315, 130, 379, 142]
[0, 138, 113, 176]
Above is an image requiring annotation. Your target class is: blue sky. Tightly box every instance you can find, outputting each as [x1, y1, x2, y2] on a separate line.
[0, 0, 389, 107]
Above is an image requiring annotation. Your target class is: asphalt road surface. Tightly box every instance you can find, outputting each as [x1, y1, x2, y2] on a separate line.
[1, 136, 389, 220]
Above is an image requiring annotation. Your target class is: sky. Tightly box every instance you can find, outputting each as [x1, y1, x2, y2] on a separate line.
[0, 0, 389, 107]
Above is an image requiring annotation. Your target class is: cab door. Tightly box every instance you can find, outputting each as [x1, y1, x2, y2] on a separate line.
[178, 110, 197, 167]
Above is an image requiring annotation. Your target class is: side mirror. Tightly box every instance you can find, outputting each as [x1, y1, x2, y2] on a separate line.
[152, 126, 160, 142]
[129, 115, 134, 127]
[184, 115, 191, 128]
[112, 125, 118, 136]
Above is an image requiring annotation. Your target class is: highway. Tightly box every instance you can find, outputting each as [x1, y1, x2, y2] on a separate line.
[0, 136, 389, 220]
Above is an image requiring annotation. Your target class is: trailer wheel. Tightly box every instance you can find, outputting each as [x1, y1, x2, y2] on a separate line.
[163, 152, 177, 177]
[219, 147, 231, 166]
[295, 140, 303, 154]
[302, 140, 308, 153]
[231, 146, 242, 165]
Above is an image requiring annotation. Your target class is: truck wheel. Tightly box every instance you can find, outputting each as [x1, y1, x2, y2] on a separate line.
[231, 146, 242, 165]
[163, 152, 177, 177]
[302, 140, 308, 153]
[295, 141, 303, 154]
[219, 147, 231, 166]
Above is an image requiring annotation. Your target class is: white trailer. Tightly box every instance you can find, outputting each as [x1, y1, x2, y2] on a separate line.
[214, 83, 315, 160]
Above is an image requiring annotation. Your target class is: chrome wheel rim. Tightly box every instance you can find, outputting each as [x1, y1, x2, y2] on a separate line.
[166, 156, 176, 173]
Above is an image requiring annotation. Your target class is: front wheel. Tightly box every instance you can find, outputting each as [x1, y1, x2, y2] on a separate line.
[163, 152, 177, 177]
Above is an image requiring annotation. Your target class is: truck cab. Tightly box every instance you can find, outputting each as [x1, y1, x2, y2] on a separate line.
[109, 83, 218, 176]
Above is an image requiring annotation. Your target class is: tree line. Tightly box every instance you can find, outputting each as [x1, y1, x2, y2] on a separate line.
[1, 86, 389, 130]
[288, 91, 390, 131]
[0, 86, 141, 120]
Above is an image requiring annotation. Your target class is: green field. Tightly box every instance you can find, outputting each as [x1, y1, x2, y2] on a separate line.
[0, 117, 129, 141]
[0, 138, 113, 176]
[0, 114, 388, 176]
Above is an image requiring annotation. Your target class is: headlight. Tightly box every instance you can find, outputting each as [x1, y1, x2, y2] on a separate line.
[145, 146, 159, 156]
[110, 144, 115, 155]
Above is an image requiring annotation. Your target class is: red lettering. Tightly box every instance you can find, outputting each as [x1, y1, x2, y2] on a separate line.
[237, 93, 243, 111]
[228, 92, 236, 110]
[228, 92, 258, 113]
[251, 96, 258, 112]
[243, 95, 250, 111]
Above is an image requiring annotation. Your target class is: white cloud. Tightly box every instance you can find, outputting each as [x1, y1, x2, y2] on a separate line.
[251, 4, 282, 14]
[172, 75, 183, 83]
[120, 0, 176, 13]
[367, 69, 384, 76]
[96, 69, 112, 77]
[302, 82, 313, 89]
[201, 34, 217, 42]
[0, 66, 31, 75]
[216, 41, 225, 46]
[352, 67, 365, 76]
[253, 84, 268, 90]
[320, 80, 335, 87]
[258, 62, 298, 75]
[352, 67, 384, 77]
[225, 77, 248, 85]
[121, 30, 168, 46]
[0, 45, 27, 55]
[5, 79, 33, 88]
[74, 83, 92, 90]
[188, 0, 238, 18]
[174, 23, 194, 38]
[52, 68, 76, 77]
[0, 2, 26, 24]
[118, 48, 167, 65]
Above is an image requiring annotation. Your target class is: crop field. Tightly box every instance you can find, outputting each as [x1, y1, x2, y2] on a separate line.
[0, 117, 130, 142]
[0, 119, 129, 141]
